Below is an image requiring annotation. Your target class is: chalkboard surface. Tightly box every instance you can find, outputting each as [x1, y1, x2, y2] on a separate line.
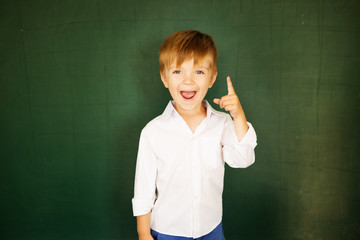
[1, 0, 359, 239]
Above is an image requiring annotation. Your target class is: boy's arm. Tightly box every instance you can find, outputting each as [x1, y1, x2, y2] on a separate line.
[137, 212, 153, 240]
[213, 76, 248, 142]
[214, 76, 257, 168]
[132, 129, 157, 239]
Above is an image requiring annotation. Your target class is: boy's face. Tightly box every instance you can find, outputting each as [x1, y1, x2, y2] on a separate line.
[160, 55, 217, 114]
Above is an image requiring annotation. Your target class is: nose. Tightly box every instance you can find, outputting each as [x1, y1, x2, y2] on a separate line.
[182, 73, 195, 85]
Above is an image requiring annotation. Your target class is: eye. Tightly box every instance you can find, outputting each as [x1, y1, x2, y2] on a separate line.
[172, 70, 181, 74]
[196, 70, 205, 74]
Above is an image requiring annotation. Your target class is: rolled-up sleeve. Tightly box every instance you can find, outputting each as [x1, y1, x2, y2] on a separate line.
[222, 116, 257, 168]
[132, 129, 158, 216]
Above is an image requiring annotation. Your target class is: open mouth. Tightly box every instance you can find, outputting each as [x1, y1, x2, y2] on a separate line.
[180, 91, 197, 101]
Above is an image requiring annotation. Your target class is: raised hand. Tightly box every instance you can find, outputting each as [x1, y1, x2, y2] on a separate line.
[213, 76, 243, 120]
[213, 76, 249, 141]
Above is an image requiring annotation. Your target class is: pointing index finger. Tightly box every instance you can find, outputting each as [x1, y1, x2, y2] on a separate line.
[227, 76, 235, 95]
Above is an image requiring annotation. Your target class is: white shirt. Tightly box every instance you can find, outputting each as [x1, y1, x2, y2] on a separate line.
[132, 100, 257, 238]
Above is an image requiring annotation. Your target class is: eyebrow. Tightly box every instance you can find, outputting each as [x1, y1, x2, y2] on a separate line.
[197, 65, 209, 70]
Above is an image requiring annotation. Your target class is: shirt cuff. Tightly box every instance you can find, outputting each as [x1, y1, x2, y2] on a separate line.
[132, 197, 155, 216]
[236, 122, 257, 148]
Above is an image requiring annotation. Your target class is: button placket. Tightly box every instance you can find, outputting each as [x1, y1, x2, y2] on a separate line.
[191, 136, 201, 236]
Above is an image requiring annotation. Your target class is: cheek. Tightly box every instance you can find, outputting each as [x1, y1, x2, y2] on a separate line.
[198, 78, 213, 89]
[167, 81, 180, 92]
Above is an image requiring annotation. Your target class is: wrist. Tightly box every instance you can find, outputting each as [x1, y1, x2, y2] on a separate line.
[138, 230, 151, 237]
[233, 115, 246, 124]
[138, 232, 152, 240]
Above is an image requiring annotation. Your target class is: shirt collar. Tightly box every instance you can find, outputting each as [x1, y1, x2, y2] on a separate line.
[162, 100, 221, 119]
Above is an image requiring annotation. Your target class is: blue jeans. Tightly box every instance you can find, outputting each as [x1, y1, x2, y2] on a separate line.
[150, 222, 225, 240]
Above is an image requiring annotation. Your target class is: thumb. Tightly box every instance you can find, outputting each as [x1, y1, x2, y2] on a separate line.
[213, 98, 220, 105]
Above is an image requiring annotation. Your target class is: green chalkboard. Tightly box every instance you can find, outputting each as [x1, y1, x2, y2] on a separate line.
[1, 0, 359, 239]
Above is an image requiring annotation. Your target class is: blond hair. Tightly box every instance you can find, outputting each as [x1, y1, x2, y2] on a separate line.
[159, 30, 218, 74]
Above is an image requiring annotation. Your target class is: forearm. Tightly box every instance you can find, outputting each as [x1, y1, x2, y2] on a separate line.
[233, 107, 249, 142]
[137, 212, 152, 239]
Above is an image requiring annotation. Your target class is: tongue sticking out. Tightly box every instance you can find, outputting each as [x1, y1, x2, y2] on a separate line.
[181, 91, 196, 100]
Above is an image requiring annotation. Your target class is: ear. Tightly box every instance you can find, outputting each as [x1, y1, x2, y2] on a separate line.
[208, 71, 218, 88]
[160, 71, 169, 88]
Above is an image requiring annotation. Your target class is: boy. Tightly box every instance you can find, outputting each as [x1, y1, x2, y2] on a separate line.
[132, 30, 257, 240]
